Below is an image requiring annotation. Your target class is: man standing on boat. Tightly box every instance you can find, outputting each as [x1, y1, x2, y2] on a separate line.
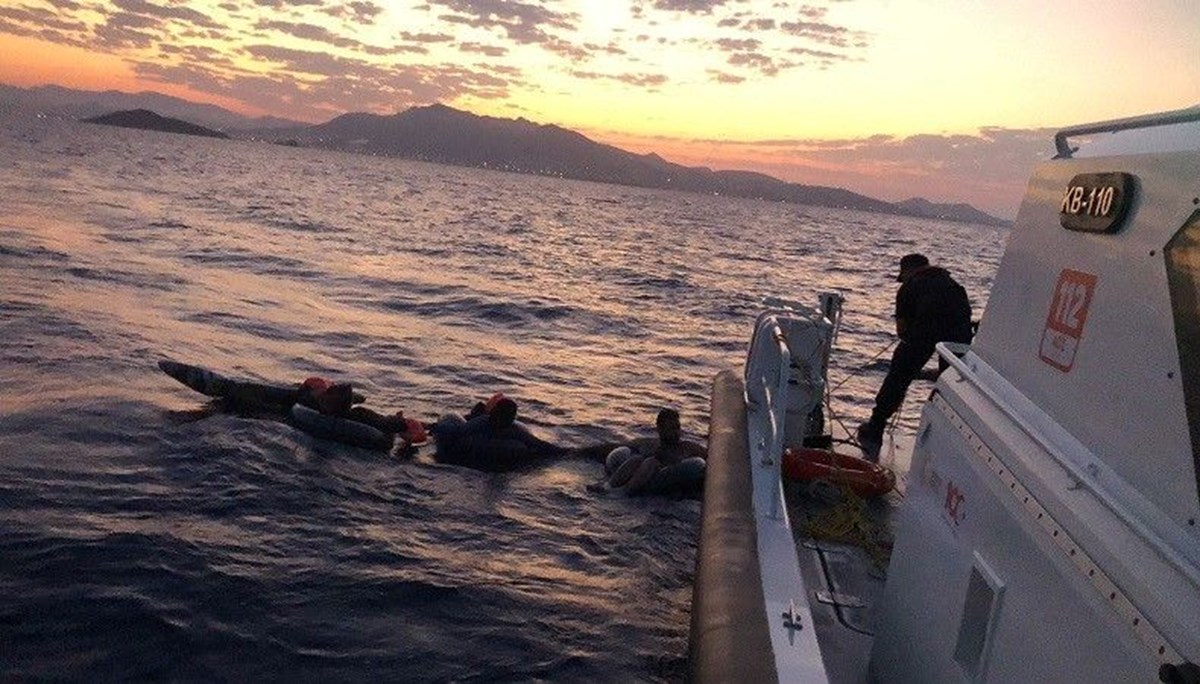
[857, 253, 972, 460]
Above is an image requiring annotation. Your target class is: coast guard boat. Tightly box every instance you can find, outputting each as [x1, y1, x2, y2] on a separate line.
[689, 108, 1200, 682]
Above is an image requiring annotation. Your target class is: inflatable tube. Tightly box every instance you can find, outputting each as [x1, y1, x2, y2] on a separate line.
[159, 359, 235, 397]
[603, 446, 706, 497]
[645, 457, 706, 497]
[604, 446, 638, 482]
[159, 359, 366, 405]
[433, 414, 560, 471]
[689, 369, 777, 683]
[445, 435, 534, 471]
[290, 403, 392, 451]
[782, 446, 895, 498]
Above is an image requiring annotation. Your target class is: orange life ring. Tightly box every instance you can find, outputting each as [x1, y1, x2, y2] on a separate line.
[782, 447, 896, 498]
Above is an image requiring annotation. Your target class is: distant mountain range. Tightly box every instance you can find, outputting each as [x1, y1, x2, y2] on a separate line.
[0, 83, 302, 130]
[1, 83, 1007, 226]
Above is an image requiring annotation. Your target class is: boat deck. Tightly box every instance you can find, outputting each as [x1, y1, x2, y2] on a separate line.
[783, 424, 911, 682]
[785, 480, 899, 682]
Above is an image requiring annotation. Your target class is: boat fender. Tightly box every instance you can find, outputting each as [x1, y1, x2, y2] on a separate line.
[290, 403, 392, 451]
[603, 446, 706, 496]
[644, 457, 706, 497]
[605, 446, 637, 475]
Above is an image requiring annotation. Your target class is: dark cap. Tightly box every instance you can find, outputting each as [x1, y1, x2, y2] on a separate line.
[896, 253, 929, 282]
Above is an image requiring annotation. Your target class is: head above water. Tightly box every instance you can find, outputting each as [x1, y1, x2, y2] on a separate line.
[656, 408, 681, 445]
[488, 397, 518, 429]
[896, 253, 930, 283]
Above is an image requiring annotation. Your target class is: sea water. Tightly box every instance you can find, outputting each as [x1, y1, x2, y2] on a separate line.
[0, 117, 1008, 681]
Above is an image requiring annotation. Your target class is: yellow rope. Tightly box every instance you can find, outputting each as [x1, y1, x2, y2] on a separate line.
[798, 475, 893, 568]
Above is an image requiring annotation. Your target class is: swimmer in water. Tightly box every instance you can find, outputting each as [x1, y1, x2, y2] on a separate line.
[583, 408, 708, 496]
[432, 396, 566, 471]
[224, 375, 420, 446]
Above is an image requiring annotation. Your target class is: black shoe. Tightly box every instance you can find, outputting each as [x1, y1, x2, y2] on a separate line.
[856, 423, 883, 463]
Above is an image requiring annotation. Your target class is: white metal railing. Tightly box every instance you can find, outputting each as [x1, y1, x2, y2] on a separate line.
[745, 312, 791, 470]
[742, 301, 841, 682]
[745, 311, 796, 522]
[744, 297, 843, 524]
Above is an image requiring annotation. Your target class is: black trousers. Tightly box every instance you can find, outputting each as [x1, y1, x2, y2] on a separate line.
[865, 339, 938, 431]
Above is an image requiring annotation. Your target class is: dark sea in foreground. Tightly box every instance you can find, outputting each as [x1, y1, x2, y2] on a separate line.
[0, 117, 1007, 681]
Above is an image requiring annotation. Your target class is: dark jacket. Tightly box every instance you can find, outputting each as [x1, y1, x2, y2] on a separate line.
[433, 414, 565, 471]
[895, 266, 973, 345]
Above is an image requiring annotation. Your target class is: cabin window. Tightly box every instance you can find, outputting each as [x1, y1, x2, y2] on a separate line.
[1163, 209, 1200, 507]
[954, 553, 1005, 681]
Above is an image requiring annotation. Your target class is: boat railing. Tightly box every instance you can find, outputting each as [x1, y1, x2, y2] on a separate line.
[1053, 106, 1200, 158]
[935, 342, 1200, 585]
[745, 311, 792, 470]
[745, 298, 841, 522]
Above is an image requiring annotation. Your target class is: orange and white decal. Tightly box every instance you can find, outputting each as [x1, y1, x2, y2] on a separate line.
[1039, 268, 1098, 372]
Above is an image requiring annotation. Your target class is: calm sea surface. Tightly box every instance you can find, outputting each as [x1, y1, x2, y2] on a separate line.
[0, 117, 1008, 681]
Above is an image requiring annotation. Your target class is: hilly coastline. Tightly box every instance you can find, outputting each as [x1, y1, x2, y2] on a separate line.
[272, 105, 1009, 226]
[1, 83, 1005, 226]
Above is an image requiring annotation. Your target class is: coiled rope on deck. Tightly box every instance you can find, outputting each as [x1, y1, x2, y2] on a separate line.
[799, 483, 893, 568]
[799, 336, 903, 567]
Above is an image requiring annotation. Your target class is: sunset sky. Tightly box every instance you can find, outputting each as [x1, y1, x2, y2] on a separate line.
[1, 0, 1197, 218]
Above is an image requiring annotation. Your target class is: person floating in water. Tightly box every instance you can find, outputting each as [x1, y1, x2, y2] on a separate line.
[292, 377, 425, 447]
[431, 394, 567, 471]
[856, 253, 972, 461]
[158, 360, 423, 449]
[584, 408, 708, 497]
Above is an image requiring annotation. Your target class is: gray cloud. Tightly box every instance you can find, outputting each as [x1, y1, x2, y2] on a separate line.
[244, 44, 359, 75]
[399, 30, 455, 43]
[570, 69, 667, 88]
[111, 0, 222, 30]
[707, 69, 746, 84]
[321, 1, 383, 24]
[788, 46, 844, 61]
[231, 43, 517, 118]
[0, 4, 89, 32]
[798, 5, 827, 20]
[459, 41, 507, 57]
[643, 1, 870, 77]
[252, 0, 325, 8]
[645, 0, 738, 12]
[427, 0, 578, 46]
[780, 18, 865, 49]
[255, 19, 362, 49]
[45, 0, 85, 10]
[727, 51, 776, 75]
[157, 42, 238, 69]
[716, 37, 760, 51]
[94, 11, 161, 49]
[0, 0, 874, 127]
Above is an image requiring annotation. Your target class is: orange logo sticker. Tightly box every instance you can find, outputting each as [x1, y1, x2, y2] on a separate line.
[1039, 269, 1098, 372]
